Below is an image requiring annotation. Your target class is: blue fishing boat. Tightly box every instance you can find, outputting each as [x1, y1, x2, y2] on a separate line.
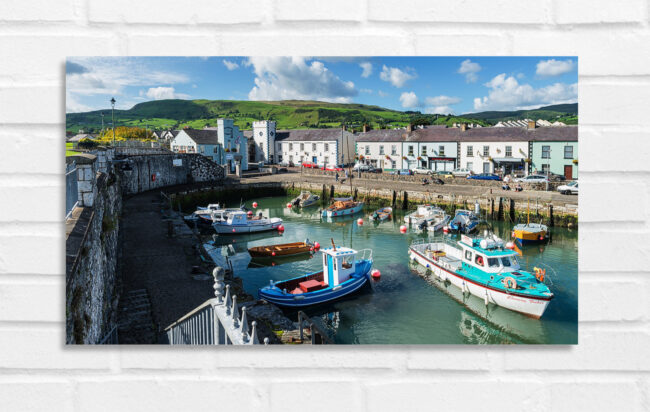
[321, 197, 364, 218]
[449, 209, 480, 234]
[409, 233, 553, 318]
[258, 242, 373, 307]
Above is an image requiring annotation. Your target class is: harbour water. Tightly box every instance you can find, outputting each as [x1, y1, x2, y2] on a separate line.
[205, 196, 578, 344]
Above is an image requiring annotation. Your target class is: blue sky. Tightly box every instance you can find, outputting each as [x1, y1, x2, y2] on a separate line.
[66, 56, 578, 115]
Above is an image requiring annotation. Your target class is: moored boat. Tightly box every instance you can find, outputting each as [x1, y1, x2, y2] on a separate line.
[321, 197, 364, 218]
[408, 234, 553, 318]
[213, 210, 283, 234]
[425, 209, 451, 232]
[405, 204, 446, 227]
[512, 200, 548, 244]
[249, 240, 314, 258]
[291, 191, 320, 208]
[370, 207, 392, 221]
[258, 241, 373, 307]
[184, 203, 241, 225]
[449, 209, 480, 234]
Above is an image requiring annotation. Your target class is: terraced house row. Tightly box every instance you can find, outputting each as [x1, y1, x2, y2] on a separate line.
[356, 122, 578, 179]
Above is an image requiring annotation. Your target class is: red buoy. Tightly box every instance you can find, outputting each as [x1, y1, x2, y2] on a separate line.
[272, 251, 276, 256]
[252, 202, 258, 208]
[314, 242, 320, 250]
[357, 218, 364, 226]
[278, 225, 285, 232]
[443, 226, 449, 234]
[371, 269, 381, 279]
[400, 225, 407, 233]
[247, 210, 253, 217]
[505, 241, 515, 250]
[232, 228, 236, 233]
[287, 203, 292, 208]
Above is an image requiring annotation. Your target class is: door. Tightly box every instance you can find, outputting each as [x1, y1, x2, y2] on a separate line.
[564, 165, 573, 180]
[327, 255, 335, 286]
[483, 162, 491, 173]
[312, 156, 318, 165]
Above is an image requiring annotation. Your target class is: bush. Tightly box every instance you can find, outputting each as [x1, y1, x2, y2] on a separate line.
[78, 138, 99, 149]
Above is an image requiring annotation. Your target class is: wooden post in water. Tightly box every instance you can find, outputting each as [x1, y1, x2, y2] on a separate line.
[509, 199, 515, 222]
[321, 184, 326, 204]
[549, 204, 554, 227]
[329, 185, 334, 198]
[392, 190, 397, 208]
[490, 198, 495, 220]
[353, 188, 358, 201]
[402, 191, 409, 210]
[497, 197, 504, 221]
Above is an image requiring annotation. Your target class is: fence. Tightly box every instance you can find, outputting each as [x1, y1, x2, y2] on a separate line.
[165, 267, 268, 345]
[65, 161, 78, 218]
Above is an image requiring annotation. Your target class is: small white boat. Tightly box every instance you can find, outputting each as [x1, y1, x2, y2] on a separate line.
[291, 191, 320, 208]
[426, 210, 451, 232]
[405, 205, 447, 227]
[185, 204, 241, 225]
[213, 210, 283, 234]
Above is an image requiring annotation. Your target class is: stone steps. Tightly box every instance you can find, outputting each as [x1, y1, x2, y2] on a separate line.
[117, 289, 157, 344]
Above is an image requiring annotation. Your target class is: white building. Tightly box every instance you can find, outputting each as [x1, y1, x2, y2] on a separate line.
[355, 129, 405, 171]
[170, 129, 222, 163]
[277, 128, 355, 167]
[204, 119, 248, 171]
[248, 120, 278, 164]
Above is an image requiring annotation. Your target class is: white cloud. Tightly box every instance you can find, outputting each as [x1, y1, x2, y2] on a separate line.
[223, 59, 239, 71]
[142, 86, 190, 100]
[458, 59, 481, 83]
[245, 57, 357, 103]
[360, 88, 373, 94]
[65, 91, 93, 113]
[399, 91, 420, 108]
[379, 65, 416, 88]
[359, 62, 373, 78]
[536, 59, 575, 77]
[424, 95, 461, 106]
[424, 106, 455, 115]
[473, 73, 578, 111]
[377, 90, 388, 97]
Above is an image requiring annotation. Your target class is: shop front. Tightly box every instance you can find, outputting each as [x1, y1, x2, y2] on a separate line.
[428, 156, 456, 172]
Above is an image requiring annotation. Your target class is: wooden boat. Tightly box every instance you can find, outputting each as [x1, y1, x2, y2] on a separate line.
[291, 191, 320, 208]
[321, 197, 364, 218]
[249, 240, 314, 258]
[512, 199, 548, 244]
[213, 210, 283, 234]
[258, 240, 373, 307]
[371, 207, 392, 221]
[409, 234, 553, 318]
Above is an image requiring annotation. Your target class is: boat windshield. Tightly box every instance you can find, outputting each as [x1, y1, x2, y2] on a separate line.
[487, 257, 500, 268]
[342, 254, 354, 268]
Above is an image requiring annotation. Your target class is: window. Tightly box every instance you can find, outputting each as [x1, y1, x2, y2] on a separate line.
[408, 145, 414, 156]
[259, 131, 263, 136]
[324, 143, 329, 151]
[466, 162, 473, 170]
[474, 255, 485, 266]
[505, 146, 512, 157]
[541, 164, 550, 174]
[289, 155, 293, 162]
[365, 145, 370, 155]
[483, 146, 489, 156]
[391, 145, 397, 155]
[277, 143, 281, 151]
[542, 145, 550, 159]
[564, 145, 573, 159]
[289, 143, 293, 151]
[421, 146, 427, 156]
[501, 257, 512, 267]
[214, 147, 218, 153]
[488, 258, 500, 268]
[199, 146, 205, 153]
[260, 143, 263, 153]
[483, 162, 490, 173]
[312, 143, 317, 151]
[379, 145, 384, 155]
[391, 160, 396, 169]
[300, 143, 304, 151]
[467, 145, 473, 156]
[439, 145, 445, 156]
[324, 156, 329, 165]
[464, 250, 473, 262]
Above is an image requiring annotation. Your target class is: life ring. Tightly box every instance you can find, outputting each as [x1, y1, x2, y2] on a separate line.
[476, 256, 484, 266]
[534, 267, 546, 282]
[503, 276, 517, 289]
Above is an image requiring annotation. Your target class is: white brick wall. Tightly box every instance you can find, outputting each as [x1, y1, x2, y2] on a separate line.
[0, 0, 648, 410]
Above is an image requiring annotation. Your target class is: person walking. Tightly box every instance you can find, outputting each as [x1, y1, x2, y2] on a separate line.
[335, 172, 339, 182]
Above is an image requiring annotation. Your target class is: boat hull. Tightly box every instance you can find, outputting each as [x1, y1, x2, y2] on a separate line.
[427, 215, 451, 232]
[213, 219, 282, 234]
[249, 242, 312, 258]
[513, 229, 547, 244]
[322, 203, 364, 218]
[408, 247, 551, 318]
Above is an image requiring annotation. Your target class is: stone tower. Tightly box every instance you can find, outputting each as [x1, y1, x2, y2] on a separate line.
[252, 120, 277, 164]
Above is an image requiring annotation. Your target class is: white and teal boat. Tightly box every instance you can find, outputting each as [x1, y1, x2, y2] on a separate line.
[409, 233, 553, 318]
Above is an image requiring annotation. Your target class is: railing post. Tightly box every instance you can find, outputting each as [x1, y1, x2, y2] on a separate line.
[232, 295, 239, 328]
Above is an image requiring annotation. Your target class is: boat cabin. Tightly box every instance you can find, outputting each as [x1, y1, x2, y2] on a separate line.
[321, 247, 357, 287]
[458, 234, 520, 274]
[414, 205, 435, 217]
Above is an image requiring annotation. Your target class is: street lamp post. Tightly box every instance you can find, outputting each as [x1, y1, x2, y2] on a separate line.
[110, 97, 116, 146]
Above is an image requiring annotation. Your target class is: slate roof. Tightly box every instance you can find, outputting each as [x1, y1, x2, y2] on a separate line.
[357, 126, 577, 143]
[180, 129, 219, 145]
[275, 129, 352, 142]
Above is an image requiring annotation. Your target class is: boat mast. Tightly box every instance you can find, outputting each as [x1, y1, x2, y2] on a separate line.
[527, 198, 530, 225]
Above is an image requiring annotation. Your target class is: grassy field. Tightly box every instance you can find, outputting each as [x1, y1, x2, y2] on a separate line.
[66, 142, 81, 157]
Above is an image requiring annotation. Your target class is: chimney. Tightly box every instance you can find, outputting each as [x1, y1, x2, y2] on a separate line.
[527, 120, 536, 130]
[362, 124, 369, 133]
[406, 123, 413, 132]
[460, 123, 467, 132]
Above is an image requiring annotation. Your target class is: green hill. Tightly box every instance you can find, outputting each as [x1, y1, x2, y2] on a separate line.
[463, 103, 578, 124]
[65, 99, 492, 133]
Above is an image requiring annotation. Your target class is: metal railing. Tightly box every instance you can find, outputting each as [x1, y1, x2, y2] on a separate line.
[297, 311, 333, 344]
[165, 267, 269, 345]
[65, 161, 78, 218]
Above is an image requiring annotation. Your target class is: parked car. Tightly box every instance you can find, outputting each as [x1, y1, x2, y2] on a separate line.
[436, 170, 454, 178]
[366, 166, 382, 173]
[322, 164, 344, 172]
[352, 163, 371, 172]
[467, 173, 501, 181]
[557, 181, 579, 195]
[515, 174, 550, 183]
[413, 167, 433, 175]
[452, 167, 473, 177]
[546, 172, 566, 182]
[389, 169, 413, 175]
